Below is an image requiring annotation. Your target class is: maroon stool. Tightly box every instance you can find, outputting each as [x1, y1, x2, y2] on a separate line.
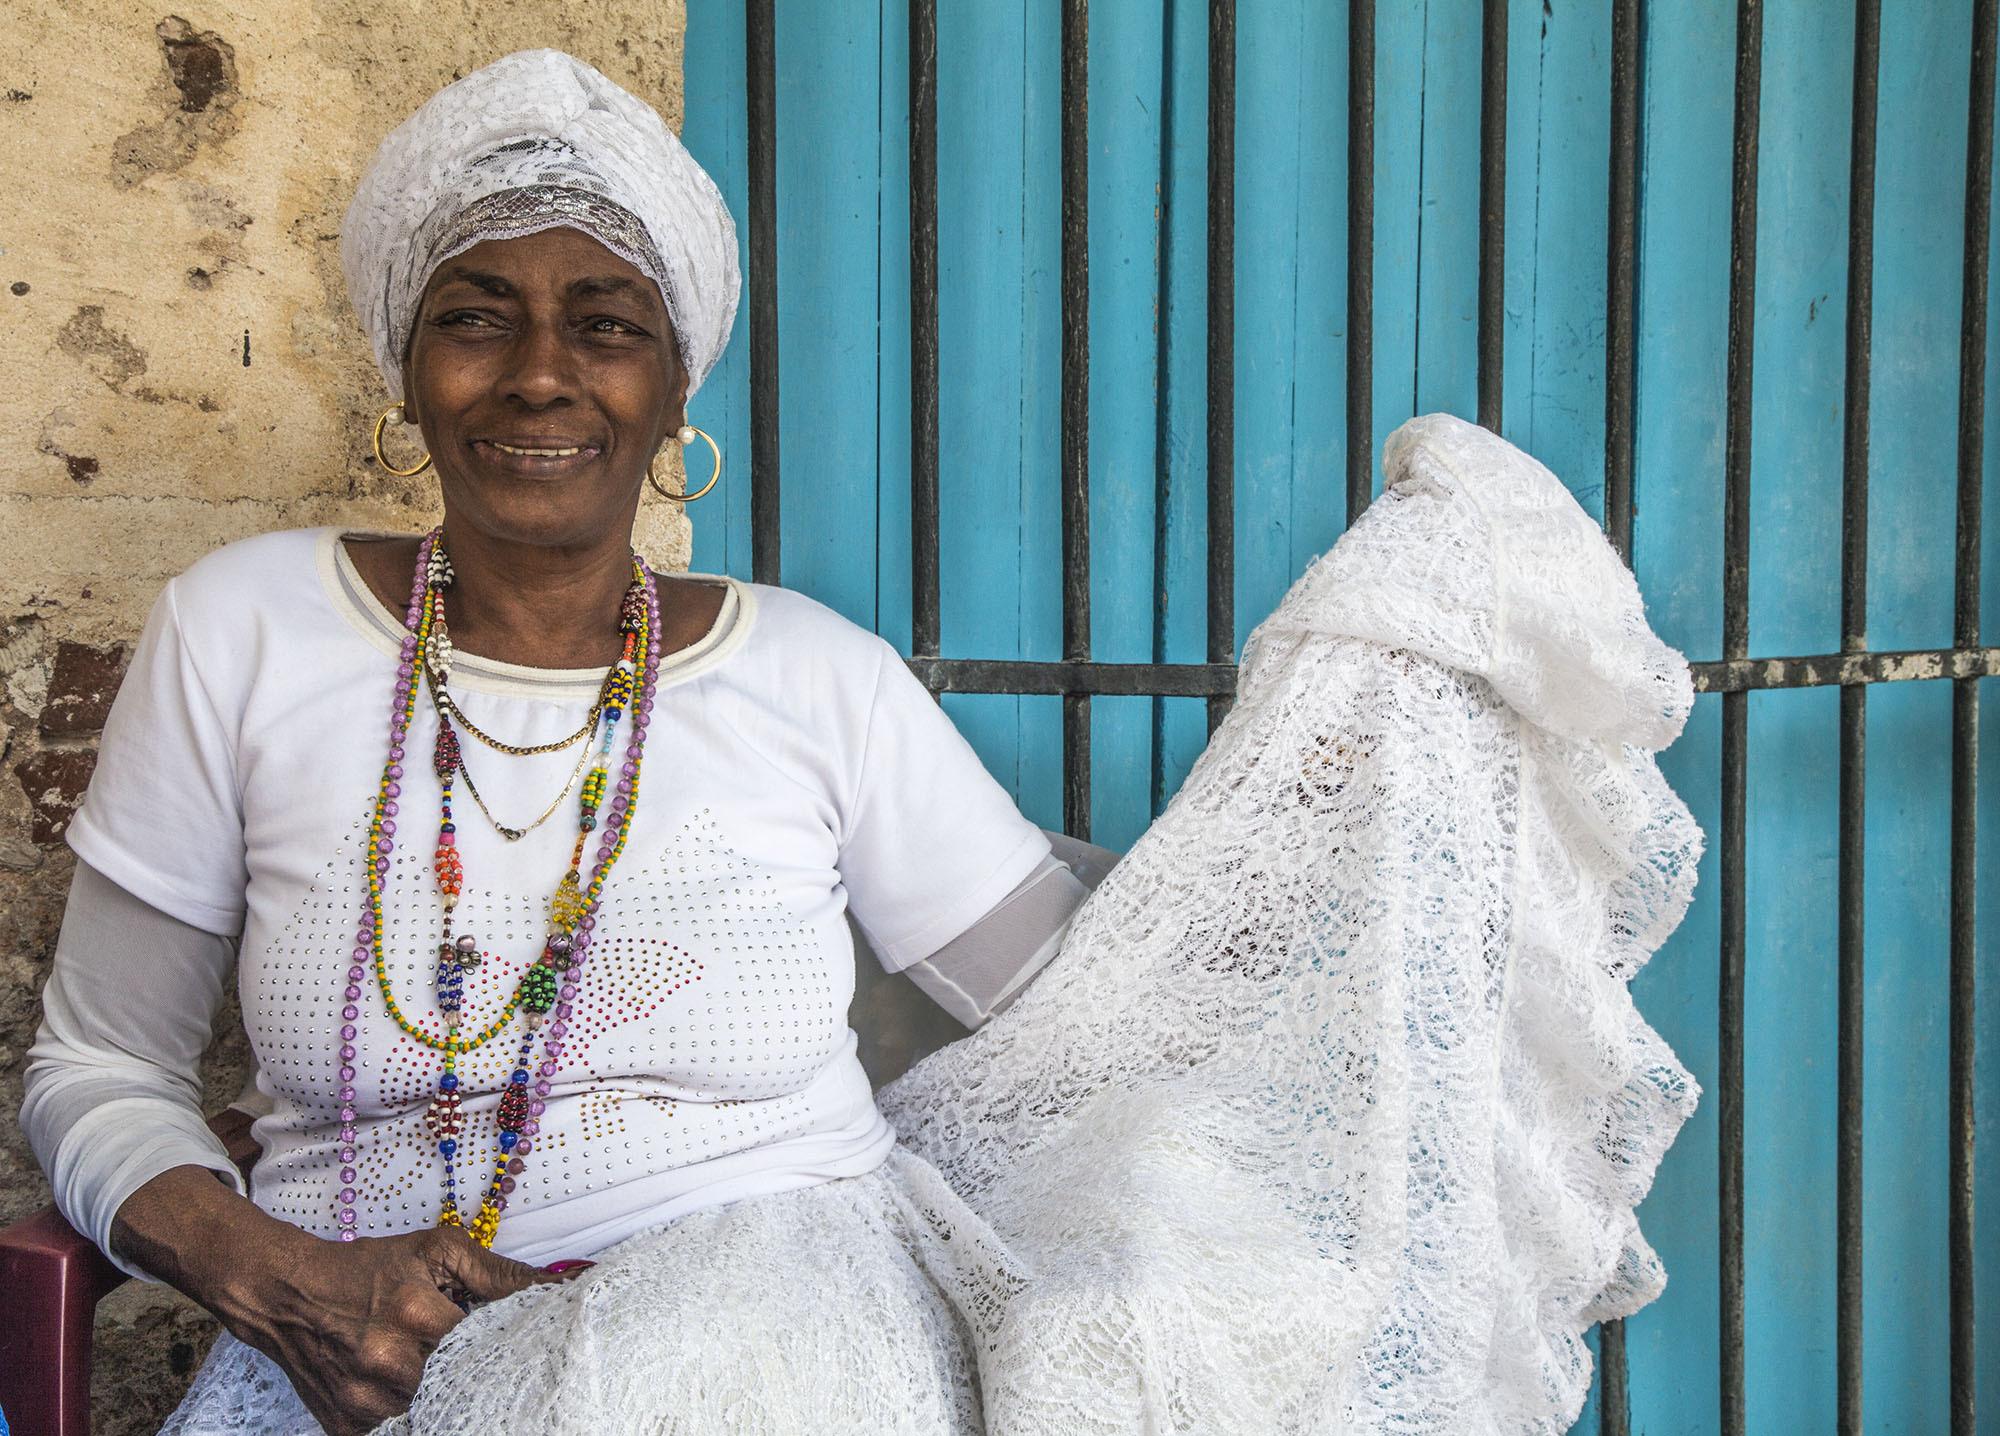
[0, 1113, 257, 1436]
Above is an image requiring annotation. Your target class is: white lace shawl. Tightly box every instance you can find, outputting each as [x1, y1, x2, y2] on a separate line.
[877, 412, 1704, 1433]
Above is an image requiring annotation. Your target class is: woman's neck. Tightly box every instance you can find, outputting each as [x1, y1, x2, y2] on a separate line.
[442, 527, 636, 669]
[343, 531, 724, 670]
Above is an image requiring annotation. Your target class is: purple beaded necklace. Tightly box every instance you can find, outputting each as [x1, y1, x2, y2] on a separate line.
[334, 528, 662, 1247]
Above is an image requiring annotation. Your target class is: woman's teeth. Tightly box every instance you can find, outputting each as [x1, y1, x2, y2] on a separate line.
[490, 442, 585, 457]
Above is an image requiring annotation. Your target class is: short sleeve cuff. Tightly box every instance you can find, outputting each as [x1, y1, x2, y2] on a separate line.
[67, 815, 245, 937]
[864, 826, 1051, 972]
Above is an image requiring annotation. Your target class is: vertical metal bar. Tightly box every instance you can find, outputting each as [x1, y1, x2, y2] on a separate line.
[1603, 0, 1639, 568]
[1836, 4, 1879, 1430]
[1347, 0, 1375, 525]
[1597, 6, 1641, 1429]
[745, 0, 782, 586]
[910, 0, 941, 665]
[1718, 6, 1762, 1435]
[1062, 0, 1092, 839]
[1207, 0, 1236, 735]
[1951, 4, 1994, 1429]
[1478, 0, 1508, 435]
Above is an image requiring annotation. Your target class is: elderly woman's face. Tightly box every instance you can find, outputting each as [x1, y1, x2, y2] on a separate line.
[403, 227, 686, 549]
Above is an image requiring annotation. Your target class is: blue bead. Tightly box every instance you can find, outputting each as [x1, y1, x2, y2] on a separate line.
[439, 1138, 457, 1157]
[511, 1068, 529, 1084]
[439, 1073, 458, 1091]
[499, 1131, 519, 1151]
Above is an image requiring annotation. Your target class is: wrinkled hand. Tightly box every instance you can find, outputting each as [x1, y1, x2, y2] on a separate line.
[218, 1223, 566, 1435]
[112, 1165, 571, 1436]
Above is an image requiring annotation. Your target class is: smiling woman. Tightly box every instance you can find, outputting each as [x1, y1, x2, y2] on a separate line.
[20, 44, 1702, 1436]
[345, 228, 708, 673]
[20, 50, 1092, 1436]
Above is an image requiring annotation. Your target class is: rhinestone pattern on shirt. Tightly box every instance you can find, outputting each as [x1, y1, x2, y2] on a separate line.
[245, 802, 847, 1236]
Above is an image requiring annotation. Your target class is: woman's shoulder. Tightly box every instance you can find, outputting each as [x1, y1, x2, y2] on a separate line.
[146, 528, 373, 675]
[733, 581, 895, 670]
[167, 527, 344, 615]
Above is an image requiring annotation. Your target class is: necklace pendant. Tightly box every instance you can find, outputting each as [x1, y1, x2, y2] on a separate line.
[469, 1199, 501, 1248]
[520, 961, 559, 1014]
[426, 1088, 464, 1138]
[425, 628, 455, 685]
[549, 873, 586, 930]
[433, 723, 461, 782]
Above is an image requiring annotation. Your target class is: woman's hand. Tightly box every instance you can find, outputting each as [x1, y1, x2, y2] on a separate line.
[113, 1163, 566, 1435]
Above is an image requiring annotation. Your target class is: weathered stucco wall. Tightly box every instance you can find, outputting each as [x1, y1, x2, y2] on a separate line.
[0, 7, 690, 1429]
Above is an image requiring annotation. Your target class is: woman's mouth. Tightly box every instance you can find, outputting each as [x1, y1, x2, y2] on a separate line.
[492, 441, 585, 457]
[472, 439, 603, 474]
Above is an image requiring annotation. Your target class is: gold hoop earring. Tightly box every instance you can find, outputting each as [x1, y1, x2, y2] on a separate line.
[371, 402, 433, 478]
[647, 423, 722, 503]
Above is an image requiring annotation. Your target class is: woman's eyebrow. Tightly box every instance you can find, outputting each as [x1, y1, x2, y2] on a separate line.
[434, 266, 513, 297]
[429, 269, 655, 304]
[569, 274, 654, 302]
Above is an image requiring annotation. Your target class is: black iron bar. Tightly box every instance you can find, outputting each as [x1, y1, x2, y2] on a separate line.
[909, 657, 1238, 698]
[1837, 3, 1879, 1429]
[1061, 0, 1092, 840]
[1599, 3, 1641, 1426]
[745, 0, 782, 586]
[902, 645, 2000, 700]
[1719, 5, 1762, 1432]
[1207, 0, 1237, 735]
[910, 0, 941, 667]
[1951, 3, 1993, 1429]
[1603, 0, 1639, 568]
[1695, 646, 2000, 690]
[1347, 0, 1375, 524]
[1478, 0, 1508, 435]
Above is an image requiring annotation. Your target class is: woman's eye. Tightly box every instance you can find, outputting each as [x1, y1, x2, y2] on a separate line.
[589, 316, 643, 335]
[437, 310, 494, 328]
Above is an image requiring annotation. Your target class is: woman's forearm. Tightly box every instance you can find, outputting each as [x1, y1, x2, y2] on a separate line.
[109, 1162, 306, 1319]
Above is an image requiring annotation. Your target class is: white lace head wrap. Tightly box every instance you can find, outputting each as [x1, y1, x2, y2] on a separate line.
[340, 49, 740, 402]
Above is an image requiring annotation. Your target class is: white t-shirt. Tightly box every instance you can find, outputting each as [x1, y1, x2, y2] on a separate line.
[65, 528, 1049, 1266]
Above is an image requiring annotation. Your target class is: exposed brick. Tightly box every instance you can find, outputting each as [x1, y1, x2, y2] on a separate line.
[40, 640, 128, 737]
[17, 748, 97, 844]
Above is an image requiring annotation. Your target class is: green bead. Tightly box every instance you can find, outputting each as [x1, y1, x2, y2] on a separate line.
[520, 963, 560, 1013]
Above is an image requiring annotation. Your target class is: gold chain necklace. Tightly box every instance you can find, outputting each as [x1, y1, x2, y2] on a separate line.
[452, 735, 594, 841]
[434, 687, 603, 756]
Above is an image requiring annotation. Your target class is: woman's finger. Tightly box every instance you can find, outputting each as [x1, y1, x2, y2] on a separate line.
[429, 1225, 565, 1302]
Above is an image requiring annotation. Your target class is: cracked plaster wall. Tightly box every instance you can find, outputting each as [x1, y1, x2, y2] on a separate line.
[0, 8, 690, 1430]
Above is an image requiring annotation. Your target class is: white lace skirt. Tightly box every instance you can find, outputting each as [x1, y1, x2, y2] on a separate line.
[163, 1146, 993, 1435]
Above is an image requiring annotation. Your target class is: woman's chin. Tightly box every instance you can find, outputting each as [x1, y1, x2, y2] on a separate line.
[439, 476, 636, 551]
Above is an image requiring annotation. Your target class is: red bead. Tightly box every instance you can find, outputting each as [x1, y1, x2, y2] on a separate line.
[425, 1090, 463, 1138]
[433, 724, 461, 780]
[498, 1085, 529, 1130]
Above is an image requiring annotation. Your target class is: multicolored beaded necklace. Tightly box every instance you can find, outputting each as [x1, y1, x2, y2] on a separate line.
[336, 526, 660, 1248]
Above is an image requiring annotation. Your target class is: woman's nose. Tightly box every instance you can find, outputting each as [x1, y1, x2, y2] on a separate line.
[502, 317, 581, 407]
